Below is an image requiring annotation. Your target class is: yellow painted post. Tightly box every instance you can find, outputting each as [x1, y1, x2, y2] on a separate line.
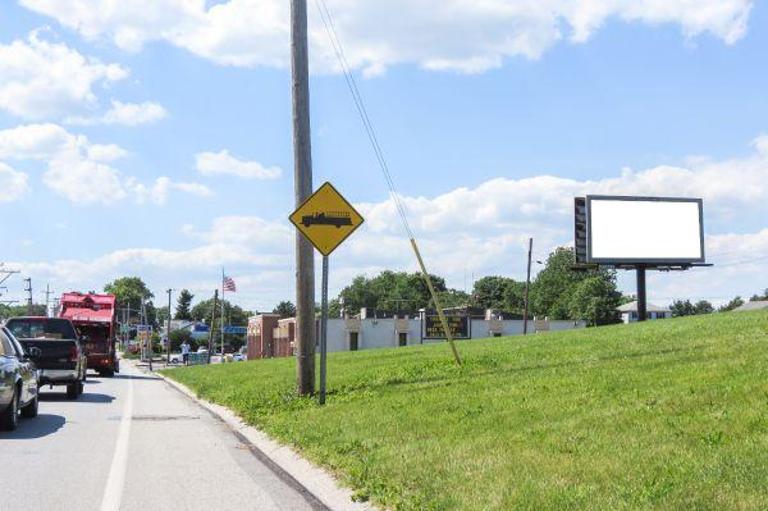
[409, 238, 462, 366]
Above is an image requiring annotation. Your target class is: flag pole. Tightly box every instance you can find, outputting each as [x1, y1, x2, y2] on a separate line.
[220, 267, 225, 362]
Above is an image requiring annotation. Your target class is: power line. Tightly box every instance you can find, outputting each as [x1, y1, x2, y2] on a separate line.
[312, 0, 414, 238]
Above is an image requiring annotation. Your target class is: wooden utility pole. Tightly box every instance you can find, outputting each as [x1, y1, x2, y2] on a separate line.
[523, 238, 533, 335]
[208, 289, 218, 363]
[291, 0, 316, 396]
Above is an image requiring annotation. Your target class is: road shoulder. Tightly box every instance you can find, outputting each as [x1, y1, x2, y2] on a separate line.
[135, 361, 376, 511]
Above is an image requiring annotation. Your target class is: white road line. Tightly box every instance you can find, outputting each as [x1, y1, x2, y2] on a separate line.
[100, 376, 134, 511]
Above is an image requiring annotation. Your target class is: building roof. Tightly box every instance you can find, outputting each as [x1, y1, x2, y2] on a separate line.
[617, 301, 671, 313]
[734, 300, 768, 312]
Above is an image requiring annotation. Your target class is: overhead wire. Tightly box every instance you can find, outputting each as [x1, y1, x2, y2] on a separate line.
[312, 0, 414, 239]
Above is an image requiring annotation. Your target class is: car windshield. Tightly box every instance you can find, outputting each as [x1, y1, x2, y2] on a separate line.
[6, 318, 78, 340]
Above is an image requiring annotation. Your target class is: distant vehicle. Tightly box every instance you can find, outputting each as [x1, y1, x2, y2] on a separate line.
[301, 211, 352, 228]
[0, 326, 39, 430]
[169, 353, 181, 364]
[6, 317, 87, 400]
[59, 292, 120, 377]
[233, 347, 247, 362]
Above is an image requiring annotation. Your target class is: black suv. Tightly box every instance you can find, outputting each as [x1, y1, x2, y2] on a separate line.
[0, 326, 39, 431]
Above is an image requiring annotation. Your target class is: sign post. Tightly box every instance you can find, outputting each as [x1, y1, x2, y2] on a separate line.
[290, 182, 364, 405]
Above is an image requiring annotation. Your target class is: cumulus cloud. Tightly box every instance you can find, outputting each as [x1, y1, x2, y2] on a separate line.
[0, 123, 212, 205]
[7, 134, 768, 310]
[195, 150, 282, 180]
[20, 0, 753, 74]
[0, 162, 30, 202]
[0, 31, 128, 119]
[66, 100, 168, 126]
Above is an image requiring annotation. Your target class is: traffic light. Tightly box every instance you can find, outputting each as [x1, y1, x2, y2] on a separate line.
[574, 197, 587, 264]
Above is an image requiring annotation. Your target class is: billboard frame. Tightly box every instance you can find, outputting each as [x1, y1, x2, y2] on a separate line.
[586, 195, 706, 266]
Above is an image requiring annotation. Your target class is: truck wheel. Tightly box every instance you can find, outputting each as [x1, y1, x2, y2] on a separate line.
[102, 369, 115, 378]
[78, 381, 85, 395]
[66, 383, 79, 400]
[0, 388, 19, 430]
[21, 393, 38, 418]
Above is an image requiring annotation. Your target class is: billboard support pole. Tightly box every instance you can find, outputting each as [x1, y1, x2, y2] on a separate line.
[636, 266, 647, 322]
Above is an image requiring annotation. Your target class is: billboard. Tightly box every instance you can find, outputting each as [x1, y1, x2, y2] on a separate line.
[423, 315, 470, 340]
[585, 195, 705, 265]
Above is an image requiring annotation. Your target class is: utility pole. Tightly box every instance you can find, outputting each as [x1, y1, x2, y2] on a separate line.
[291, 0, 315, 396]
[166, 288, 173, 363]
[208, 290, 218, 363]
[523, 238, 533, 335]
[42, 284, 53, 317]
[23, 277, 33, 314]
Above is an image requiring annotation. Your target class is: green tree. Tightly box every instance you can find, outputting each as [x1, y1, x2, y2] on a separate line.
[272, 300, 296, 318]
[175, 289, 194, 320]
[104, 276, 157, 325]
[718, 296, 744, 312]
[0, 303, 47, 319]
[104, 276, 154, 310]
[693, 300, 714, 315]
[437, 289, 471, 309]
[337, 271, 447, 314]
[670, 299, 696, 317]
[567, 276, 622, 326]
[749, 289, 768, 302]
[156, 306, 170, 326]
[531, 247, 617, 320]
[472, 276, 511, 309]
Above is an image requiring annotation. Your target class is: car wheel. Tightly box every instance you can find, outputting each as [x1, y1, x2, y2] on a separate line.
[21, 392, 38, 418]
[0, 387, 19, 431]
[66, 383, 79, 400]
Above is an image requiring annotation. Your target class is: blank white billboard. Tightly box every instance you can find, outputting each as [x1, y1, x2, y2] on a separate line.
[587, 196, 704, 263]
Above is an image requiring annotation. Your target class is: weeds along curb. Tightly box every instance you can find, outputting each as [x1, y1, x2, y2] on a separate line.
[149, 365, 378, 511]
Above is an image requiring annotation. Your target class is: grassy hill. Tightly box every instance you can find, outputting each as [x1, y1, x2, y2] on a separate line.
[163, 311, 768, 510]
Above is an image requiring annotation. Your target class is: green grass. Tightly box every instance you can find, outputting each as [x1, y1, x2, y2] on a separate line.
[161, 311, 768, 510]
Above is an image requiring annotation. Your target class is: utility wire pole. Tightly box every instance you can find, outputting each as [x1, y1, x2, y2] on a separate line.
[523, 238, 533, 335]
[291, 0, 316, 396]
[166, 288, 173, 363]
[23, 277, 33, 314]
[42, 284, 53, 317]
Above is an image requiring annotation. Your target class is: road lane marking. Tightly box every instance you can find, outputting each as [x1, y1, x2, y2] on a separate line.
[100, 376, 134, 511]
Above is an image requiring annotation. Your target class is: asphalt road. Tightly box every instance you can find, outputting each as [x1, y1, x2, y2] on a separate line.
[0, 361, 323, 511]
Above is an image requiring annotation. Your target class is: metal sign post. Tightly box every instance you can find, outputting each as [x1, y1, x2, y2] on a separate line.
[319, 256, 329, 404]
[289, 181, 364, 405]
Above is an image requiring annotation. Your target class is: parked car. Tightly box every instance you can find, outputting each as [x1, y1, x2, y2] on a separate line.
[5, 317, 87, 400]
[0, 326, 39, 431]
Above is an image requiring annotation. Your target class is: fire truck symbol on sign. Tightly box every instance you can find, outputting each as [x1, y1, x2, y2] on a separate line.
[301, 212, 353, 228]
[289, 182, 364, 256]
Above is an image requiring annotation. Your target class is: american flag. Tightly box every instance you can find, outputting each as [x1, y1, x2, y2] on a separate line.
[223, 275, 237, 292]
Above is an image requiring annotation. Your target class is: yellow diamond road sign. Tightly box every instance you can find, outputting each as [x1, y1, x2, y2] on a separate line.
[289, 182, 364, 256]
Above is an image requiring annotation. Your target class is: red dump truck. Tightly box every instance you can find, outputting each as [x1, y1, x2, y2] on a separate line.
[59, 292, 120, 377]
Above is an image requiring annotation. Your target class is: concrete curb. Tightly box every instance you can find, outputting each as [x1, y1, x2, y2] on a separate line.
[143, 363, 377, 511]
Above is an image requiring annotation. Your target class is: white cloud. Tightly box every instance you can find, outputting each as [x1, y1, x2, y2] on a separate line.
[67, 100, 168, 126]
[195, 150, 282, 180]
[6, 134, 768, 310]
[0, 30, 128, 119]
[0, 123, 212, 205]
[20, 0, 753, 74]
[0, 162, 30, 202]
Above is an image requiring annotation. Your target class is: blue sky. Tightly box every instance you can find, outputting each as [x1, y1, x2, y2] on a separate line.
[0, 0, 766, 311]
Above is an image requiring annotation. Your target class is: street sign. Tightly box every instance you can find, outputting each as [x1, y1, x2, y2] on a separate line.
[289, 182, 364, 256]
[223, 326, 247, 335]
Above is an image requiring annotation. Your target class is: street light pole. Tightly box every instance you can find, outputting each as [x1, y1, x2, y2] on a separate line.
[291, 0, 316, 396]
